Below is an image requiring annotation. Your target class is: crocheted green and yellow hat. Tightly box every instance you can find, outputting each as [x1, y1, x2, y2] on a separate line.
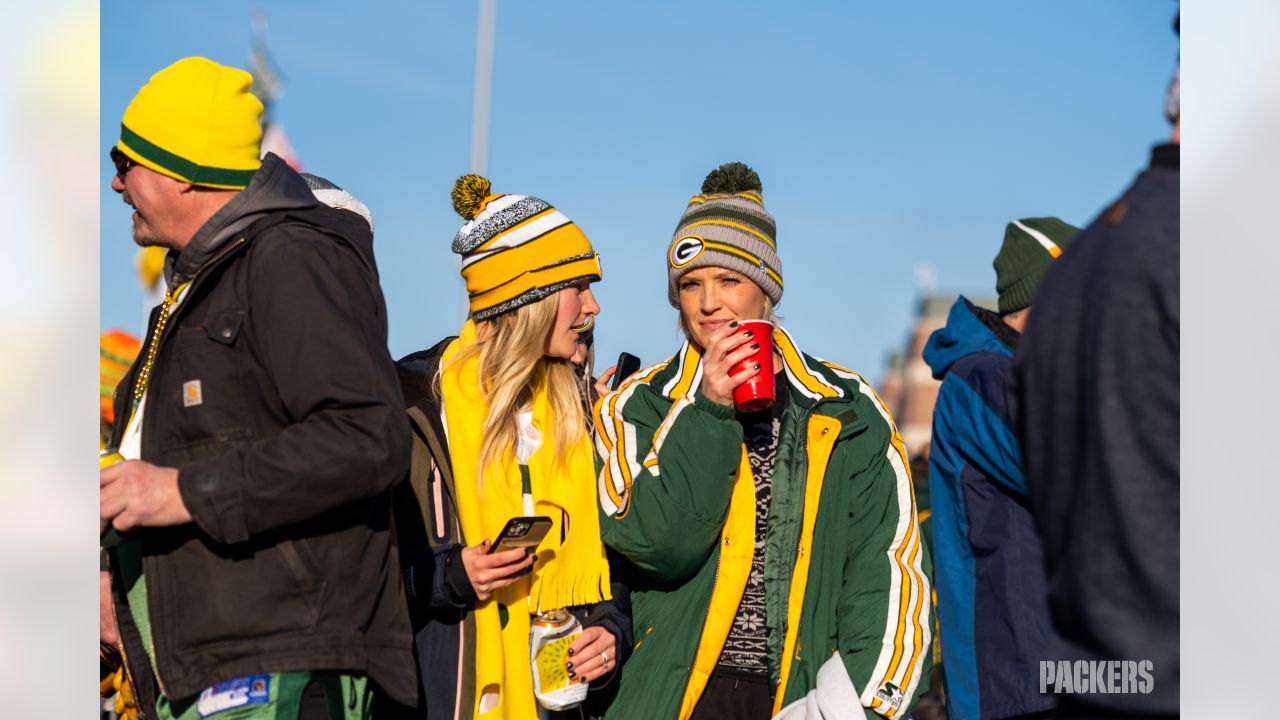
[117, 57, 263, 189]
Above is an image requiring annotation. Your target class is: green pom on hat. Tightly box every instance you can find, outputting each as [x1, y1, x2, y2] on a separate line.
[701, 161, 762, 194]
[452, 174, 492, 220]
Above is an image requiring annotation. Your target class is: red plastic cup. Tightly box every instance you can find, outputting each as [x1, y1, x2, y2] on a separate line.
[730, 319, 775, 413]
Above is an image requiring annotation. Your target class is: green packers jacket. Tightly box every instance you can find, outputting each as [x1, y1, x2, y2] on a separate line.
[594, 327, 932, 720]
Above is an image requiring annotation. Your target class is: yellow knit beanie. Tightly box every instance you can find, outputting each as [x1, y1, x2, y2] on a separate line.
[118, 57, 263, 189]
[450, 174, 601, 320]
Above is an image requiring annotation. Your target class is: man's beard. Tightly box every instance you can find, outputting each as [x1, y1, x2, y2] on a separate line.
[123, 190, 160, 248]
[131, 219, 161, 248]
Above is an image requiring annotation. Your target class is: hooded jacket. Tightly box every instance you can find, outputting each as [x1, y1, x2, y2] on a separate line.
[921, 297, 1051, 720]
[107, 154, 417, 714]
[595, 327, 932, 720]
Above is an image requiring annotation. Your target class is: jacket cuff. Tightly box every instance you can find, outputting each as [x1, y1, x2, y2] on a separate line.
[178, 458, 250, 545]
[443, 545, 478, 606]
[692, 388, 737, 420]
[571, 603, 627, 691]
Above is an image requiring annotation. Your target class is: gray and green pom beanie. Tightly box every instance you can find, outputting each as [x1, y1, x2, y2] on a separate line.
[667, 162, 783, 307]
[993, 217, 1080, 314]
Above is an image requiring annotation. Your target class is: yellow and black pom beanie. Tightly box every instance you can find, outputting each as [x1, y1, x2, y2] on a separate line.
[450, 174, 601, 320]
[667, 162, 783, 307]
[117, 57, 263, 190]
[993, 217, 1080, 314]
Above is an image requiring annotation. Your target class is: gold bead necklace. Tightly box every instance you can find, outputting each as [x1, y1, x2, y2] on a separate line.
[132, 283, 190, 402]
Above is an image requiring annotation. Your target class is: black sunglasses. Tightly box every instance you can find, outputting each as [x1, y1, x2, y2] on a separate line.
[109, 146, 136, 179]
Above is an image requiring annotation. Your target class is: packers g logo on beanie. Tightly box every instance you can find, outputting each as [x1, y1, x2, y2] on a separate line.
[669, 236, 705, 268]
[117, 57, 264, 190]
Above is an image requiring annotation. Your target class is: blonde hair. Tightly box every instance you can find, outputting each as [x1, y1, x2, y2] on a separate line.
[440, 292, 587, 479]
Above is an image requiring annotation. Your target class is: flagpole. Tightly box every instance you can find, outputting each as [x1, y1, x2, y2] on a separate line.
[470, 0, 496, 175]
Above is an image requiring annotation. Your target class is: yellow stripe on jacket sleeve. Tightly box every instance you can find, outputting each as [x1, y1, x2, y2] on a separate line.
[774, 329, 841, 400]
[869, 440, 929, 717]
[820, 361, 930, 716]
[662, 343, 702, 399]
[595, 363, 667, 519]
[593, 392, 622, 515]
[640, 395, 693, 474]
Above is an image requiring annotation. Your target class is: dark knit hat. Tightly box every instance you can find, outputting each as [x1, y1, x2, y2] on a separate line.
[667, 162, 783, 307]
[993, 217, 1080, 314]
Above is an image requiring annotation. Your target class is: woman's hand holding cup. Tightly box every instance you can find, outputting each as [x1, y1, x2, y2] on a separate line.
[700, 321, 763, 407]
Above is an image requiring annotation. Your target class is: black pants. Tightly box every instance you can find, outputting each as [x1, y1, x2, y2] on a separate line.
[689, 671, 772, 720]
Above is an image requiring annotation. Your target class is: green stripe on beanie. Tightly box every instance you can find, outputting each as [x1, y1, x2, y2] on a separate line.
[676, 204, 777, 248]
[994, 216, 1080, 314]
[120, 124, 259, 188]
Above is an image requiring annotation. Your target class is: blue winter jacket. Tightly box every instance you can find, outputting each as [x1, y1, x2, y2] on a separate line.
[922, 297, 1052, 720]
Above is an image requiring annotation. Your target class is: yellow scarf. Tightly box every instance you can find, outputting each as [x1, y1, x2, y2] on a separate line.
[440, 321, 611, 720]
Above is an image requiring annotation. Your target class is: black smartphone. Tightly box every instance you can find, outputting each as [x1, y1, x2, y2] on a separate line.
[610, 352, 642, 391]
[488, 516, 553, 554]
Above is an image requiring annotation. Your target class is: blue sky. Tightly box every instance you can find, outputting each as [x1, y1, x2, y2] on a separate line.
[101, 1, 1178, 381]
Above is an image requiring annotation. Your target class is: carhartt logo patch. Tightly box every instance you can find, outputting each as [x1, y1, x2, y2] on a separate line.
[670, 236, 705, 268]
[183, 380, 203, 407]
[874, 681, 904, 710]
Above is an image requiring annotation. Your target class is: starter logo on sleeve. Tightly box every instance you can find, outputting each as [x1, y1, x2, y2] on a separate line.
[196, 674, 271, 717]
[669, 236, 705, 269]
[874, 681, 904, 711]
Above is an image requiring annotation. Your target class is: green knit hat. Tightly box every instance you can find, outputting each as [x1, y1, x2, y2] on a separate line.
[993, 217, 1080, 314]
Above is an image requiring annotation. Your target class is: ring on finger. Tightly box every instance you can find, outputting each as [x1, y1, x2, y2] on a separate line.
[601, 650, 610, 663]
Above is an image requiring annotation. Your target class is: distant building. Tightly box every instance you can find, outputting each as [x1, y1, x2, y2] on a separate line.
[879, 293, 997, 458]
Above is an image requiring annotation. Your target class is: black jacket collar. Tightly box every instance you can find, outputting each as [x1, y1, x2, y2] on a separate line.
[1150, 143, 1179, 171]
